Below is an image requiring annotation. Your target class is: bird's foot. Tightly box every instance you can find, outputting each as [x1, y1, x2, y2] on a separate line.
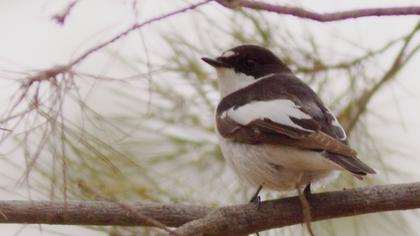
[250, 185, 263, 236]
[249, 185, 263, 209]
[250, 195, 261, 209]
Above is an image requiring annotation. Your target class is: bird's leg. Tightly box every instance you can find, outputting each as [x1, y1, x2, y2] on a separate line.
[297, 182, 315, 236]
[304, 182, 312, 199]
[249, 185, 263, 205]
[250, 185, 263, 236]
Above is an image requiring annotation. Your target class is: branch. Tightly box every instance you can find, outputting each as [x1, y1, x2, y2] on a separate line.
[68, 0, 212, 68]
[51, 0, 79, 25]
[3, 1, 213, 129]
[338, 20, 420, 133]
[24, 0, 420, 84]
[0, 201, 210, 227]
[0, 182, 419, 235]
[23, 0, 213, 85]
[218, 0, 420, 22]
[295, 35, 403, 74]
[174, 182, 420, 235]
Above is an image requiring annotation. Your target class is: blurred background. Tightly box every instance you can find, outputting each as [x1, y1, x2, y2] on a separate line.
[1, 0, 420, 235]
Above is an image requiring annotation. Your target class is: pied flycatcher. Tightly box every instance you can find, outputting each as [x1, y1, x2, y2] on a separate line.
[202, 45, 375, 199]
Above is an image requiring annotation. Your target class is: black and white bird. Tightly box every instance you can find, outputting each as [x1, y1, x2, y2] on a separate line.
[202, 45, 375, 199]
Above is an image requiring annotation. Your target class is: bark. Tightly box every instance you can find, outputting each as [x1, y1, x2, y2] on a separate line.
[0, 182, 419, 235]
[0, 200, 210, 227]
[218, 0, 420, 22]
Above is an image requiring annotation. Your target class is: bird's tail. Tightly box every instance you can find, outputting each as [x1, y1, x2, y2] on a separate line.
[323, 152, 376, 179]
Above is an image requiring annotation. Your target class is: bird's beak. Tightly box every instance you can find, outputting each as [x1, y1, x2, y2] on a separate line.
[201, 57, 229, 68]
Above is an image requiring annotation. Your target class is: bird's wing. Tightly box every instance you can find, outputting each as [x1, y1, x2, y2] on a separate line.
[217, 96, 356, 157]
[216, 74, 375, 175]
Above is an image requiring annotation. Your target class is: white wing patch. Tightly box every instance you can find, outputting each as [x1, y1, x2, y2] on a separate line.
[223, 99, 314, 132]
[326, 108, 347, 140]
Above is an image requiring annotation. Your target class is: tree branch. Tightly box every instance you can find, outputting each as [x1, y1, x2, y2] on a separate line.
[23, 0, 420, 85]
[218, 0, 420, 22]
[23, 0, 213, 85]
[174, 182, 420, 235]
[0, 201, 210, 227]
[0, 182, 419, 235]
[67, 0, 213, 68]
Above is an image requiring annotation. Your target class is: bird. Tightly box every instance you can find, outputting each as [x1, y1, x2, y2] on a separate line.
[202, 45, 375, 202]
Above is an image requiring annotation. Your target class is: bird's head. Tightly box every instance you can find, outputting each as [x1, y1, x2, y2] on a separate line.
[202, 44, 291, 97]
[202, 44, 291, 79]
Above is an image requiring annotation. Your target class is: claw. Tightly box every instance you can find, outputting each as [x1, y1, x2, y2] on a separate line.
[249, 185, 263, 203]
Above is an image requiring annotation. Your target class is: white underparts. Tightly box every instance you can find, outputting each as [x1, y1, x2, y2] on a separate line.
[217, 134, 340, 191]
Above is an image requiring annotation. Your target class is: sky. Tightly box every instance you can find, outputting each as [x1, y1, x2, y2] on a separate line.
[1, 0, 420, 235]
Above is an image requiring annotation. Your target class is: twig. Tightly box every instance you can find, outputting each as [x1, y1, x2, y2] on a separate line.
[24, 0, 420, 85]
[51, 0, 80, 25]
[339, 21, 420, 133]
[26, 0, 213, 84]
[295, 35, 403, 74]
[218, 0, 420, 22]
[0, 183, 419, 235]
[1, 0, 213, 134]
[67, 0, 213, 68]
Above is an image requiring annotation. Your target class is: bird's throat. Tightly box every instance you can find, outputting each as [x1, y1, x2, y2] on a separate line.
[216, 68, 256, 98]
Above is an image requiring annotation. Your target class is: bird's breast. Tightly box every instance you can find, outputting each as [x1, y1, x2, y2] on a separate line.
[217, 134, 339, 191]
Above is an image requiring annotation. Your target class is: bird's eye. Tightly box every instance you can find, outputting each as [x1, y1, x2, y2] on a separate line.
[245, 59, 256, 67]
